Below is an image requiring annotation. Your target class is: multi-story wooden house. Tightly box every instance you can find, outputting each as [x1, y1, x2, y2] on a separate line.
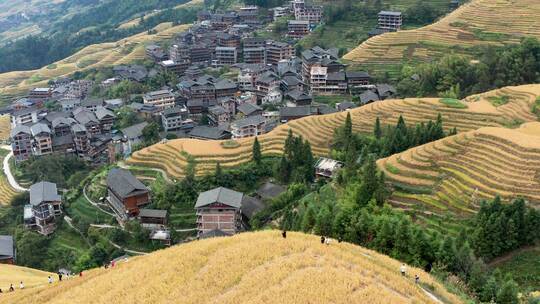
[195, 187, 243, 237]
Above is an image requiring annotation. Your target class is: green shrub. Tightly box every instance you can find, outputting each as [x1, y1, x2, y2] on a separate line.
[531, 96, 540, 121]
[439, 98, 468, 109]
[221, 140, 240, 149]
[487, 95, 509, 106]
[385, 163, 400, 174]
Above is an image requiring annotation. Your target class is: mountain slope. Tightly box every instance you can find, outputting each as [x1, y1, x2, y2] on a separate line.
[0, 264, 53, 291]
[343, 0, 540, 73]
[0, 231, 462, 304]
[127, 84, 540, 178]
[0, 21, 191, 103]
[378, 122, 540, 216]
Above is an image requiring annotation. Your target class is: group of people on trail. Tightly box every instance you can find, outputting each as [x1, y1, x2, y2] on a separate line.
[400, 263, 420, 284]
[0, 282, 23, 293]
[280, 231, 422, 286]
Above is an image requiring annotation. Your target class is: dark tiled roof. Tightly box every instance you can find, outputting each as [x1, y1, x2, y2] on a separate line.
[377, 83, 397, 96]
[199, 229, 231, 239]
[52, 134, 74, 147]
[214, 79, 238, 90]
[0, 235, 14, 260]
[346, 71, 371, 78]
[279, 106, 312, 118]
[241, 196, 265, 219]
[237, 103, 262, 116]
[327, 72, 346, 81]
[121, 122, 148, 139]
[195, 187, 243, 208]
[256, 182, 285, 200]
[139, 209, 167, 218]
[286, 89, 312, 101]
[74, 109, 99, 125]
[189, 126, 229, 140]
[10, 125, 31, 137]
[107, 168, 148, 199]
[81, 98, 103, 107]
[95, 106, 115, 120]
[29, 181, 61, 206]
[336, 101, 356, 111]
[359, 90, 380, 104]
[30, 123, 51, 136]
[231, 115, 265, 129]
[379, 10, 402, 16]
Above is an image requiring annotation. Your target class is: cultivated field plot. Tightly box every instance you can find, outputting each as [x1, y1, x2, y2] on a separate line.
[0, 148, 19, 206]
[379, 121, 540, 218]
[0, 114, 11, 141]
[0, 264, 53, 291]
[127, 84, 540, 178]
[0, 22, 191, 103]
[344, 0, 540, 68]
[0, 231, 462, 304]
[118, 0, 204, 29]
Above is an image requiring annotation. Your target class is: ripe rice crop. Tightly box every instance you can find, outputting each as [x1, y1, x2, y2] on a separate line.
[0, 264, 53, 291]
[344, 0, 540, 67]
[0, 231, 462, 304]
[127, 84, 540, 179]
[380, 121, 540, 218]
[0, 23, 191, 103]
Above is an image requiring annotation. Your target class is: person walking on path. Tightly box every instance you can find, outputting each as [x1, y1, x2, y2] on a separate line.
[415, 274, 420, 284]
[9, 284, 14, 292]
[400, 264, 407, 276]
[325, 237, 331, 246]
[282, 230, 287, 238]
[321, 236, 325, 244]
[19, 282, 24, 289]
[48, 276, 53, 284]
[58, 272, 63, 282]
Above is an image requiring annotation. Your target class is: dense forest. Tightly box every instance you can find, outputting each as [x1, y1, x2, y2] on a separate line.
[397, 38, 540, 98]
[0, 0, 199, 72]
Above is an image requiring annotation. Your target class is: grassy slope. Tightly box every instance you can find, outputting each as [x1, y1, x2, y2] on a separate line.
[343, 0, 540, 75]
[0, 264, 53, 291]
[299, 0, 451, 52]
[0, 231, 463, 304]
[492, 246, 540, 292]
[127, 84, 540, 178]
[118, 0, 204, 29]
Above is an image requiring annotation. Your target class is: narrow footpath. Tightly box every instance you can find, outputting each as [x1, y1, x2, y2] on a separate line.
[3, 149, 28, 192]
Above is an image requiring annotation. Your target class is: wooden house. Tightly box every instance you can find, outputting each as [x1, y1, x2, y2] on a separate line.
[107, 168, 150, 221]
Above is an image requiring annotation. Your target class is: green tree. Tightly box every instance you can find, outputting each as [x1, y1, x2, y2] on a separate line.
[252, 137, 262, 165]
[142, 122, 160, 146]
[314, 205, 333, 236]
[496, 278, 519, 304]
[301, 206, 317, 233]
[374, 117, 382, 139]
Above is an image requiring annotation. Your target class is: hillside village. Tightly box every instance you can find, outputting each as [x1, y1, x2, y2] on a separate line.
[2, 0, 404, 262]
[0, 0, 539, 303]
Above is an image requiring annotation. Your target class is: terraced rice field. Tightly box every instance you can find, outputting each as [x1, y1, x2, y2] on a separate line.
[128, 84, 540, 178]
[379, 121, 540, 217]
[0, 22, 191, 104]
[117, 0, 204, 29]
[344, 0, 540, 70]
[0, 148, 19, 206]
[0, 231, 463, 304]
[0, 264, 53, 291]
[0, 114, 11, 141]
